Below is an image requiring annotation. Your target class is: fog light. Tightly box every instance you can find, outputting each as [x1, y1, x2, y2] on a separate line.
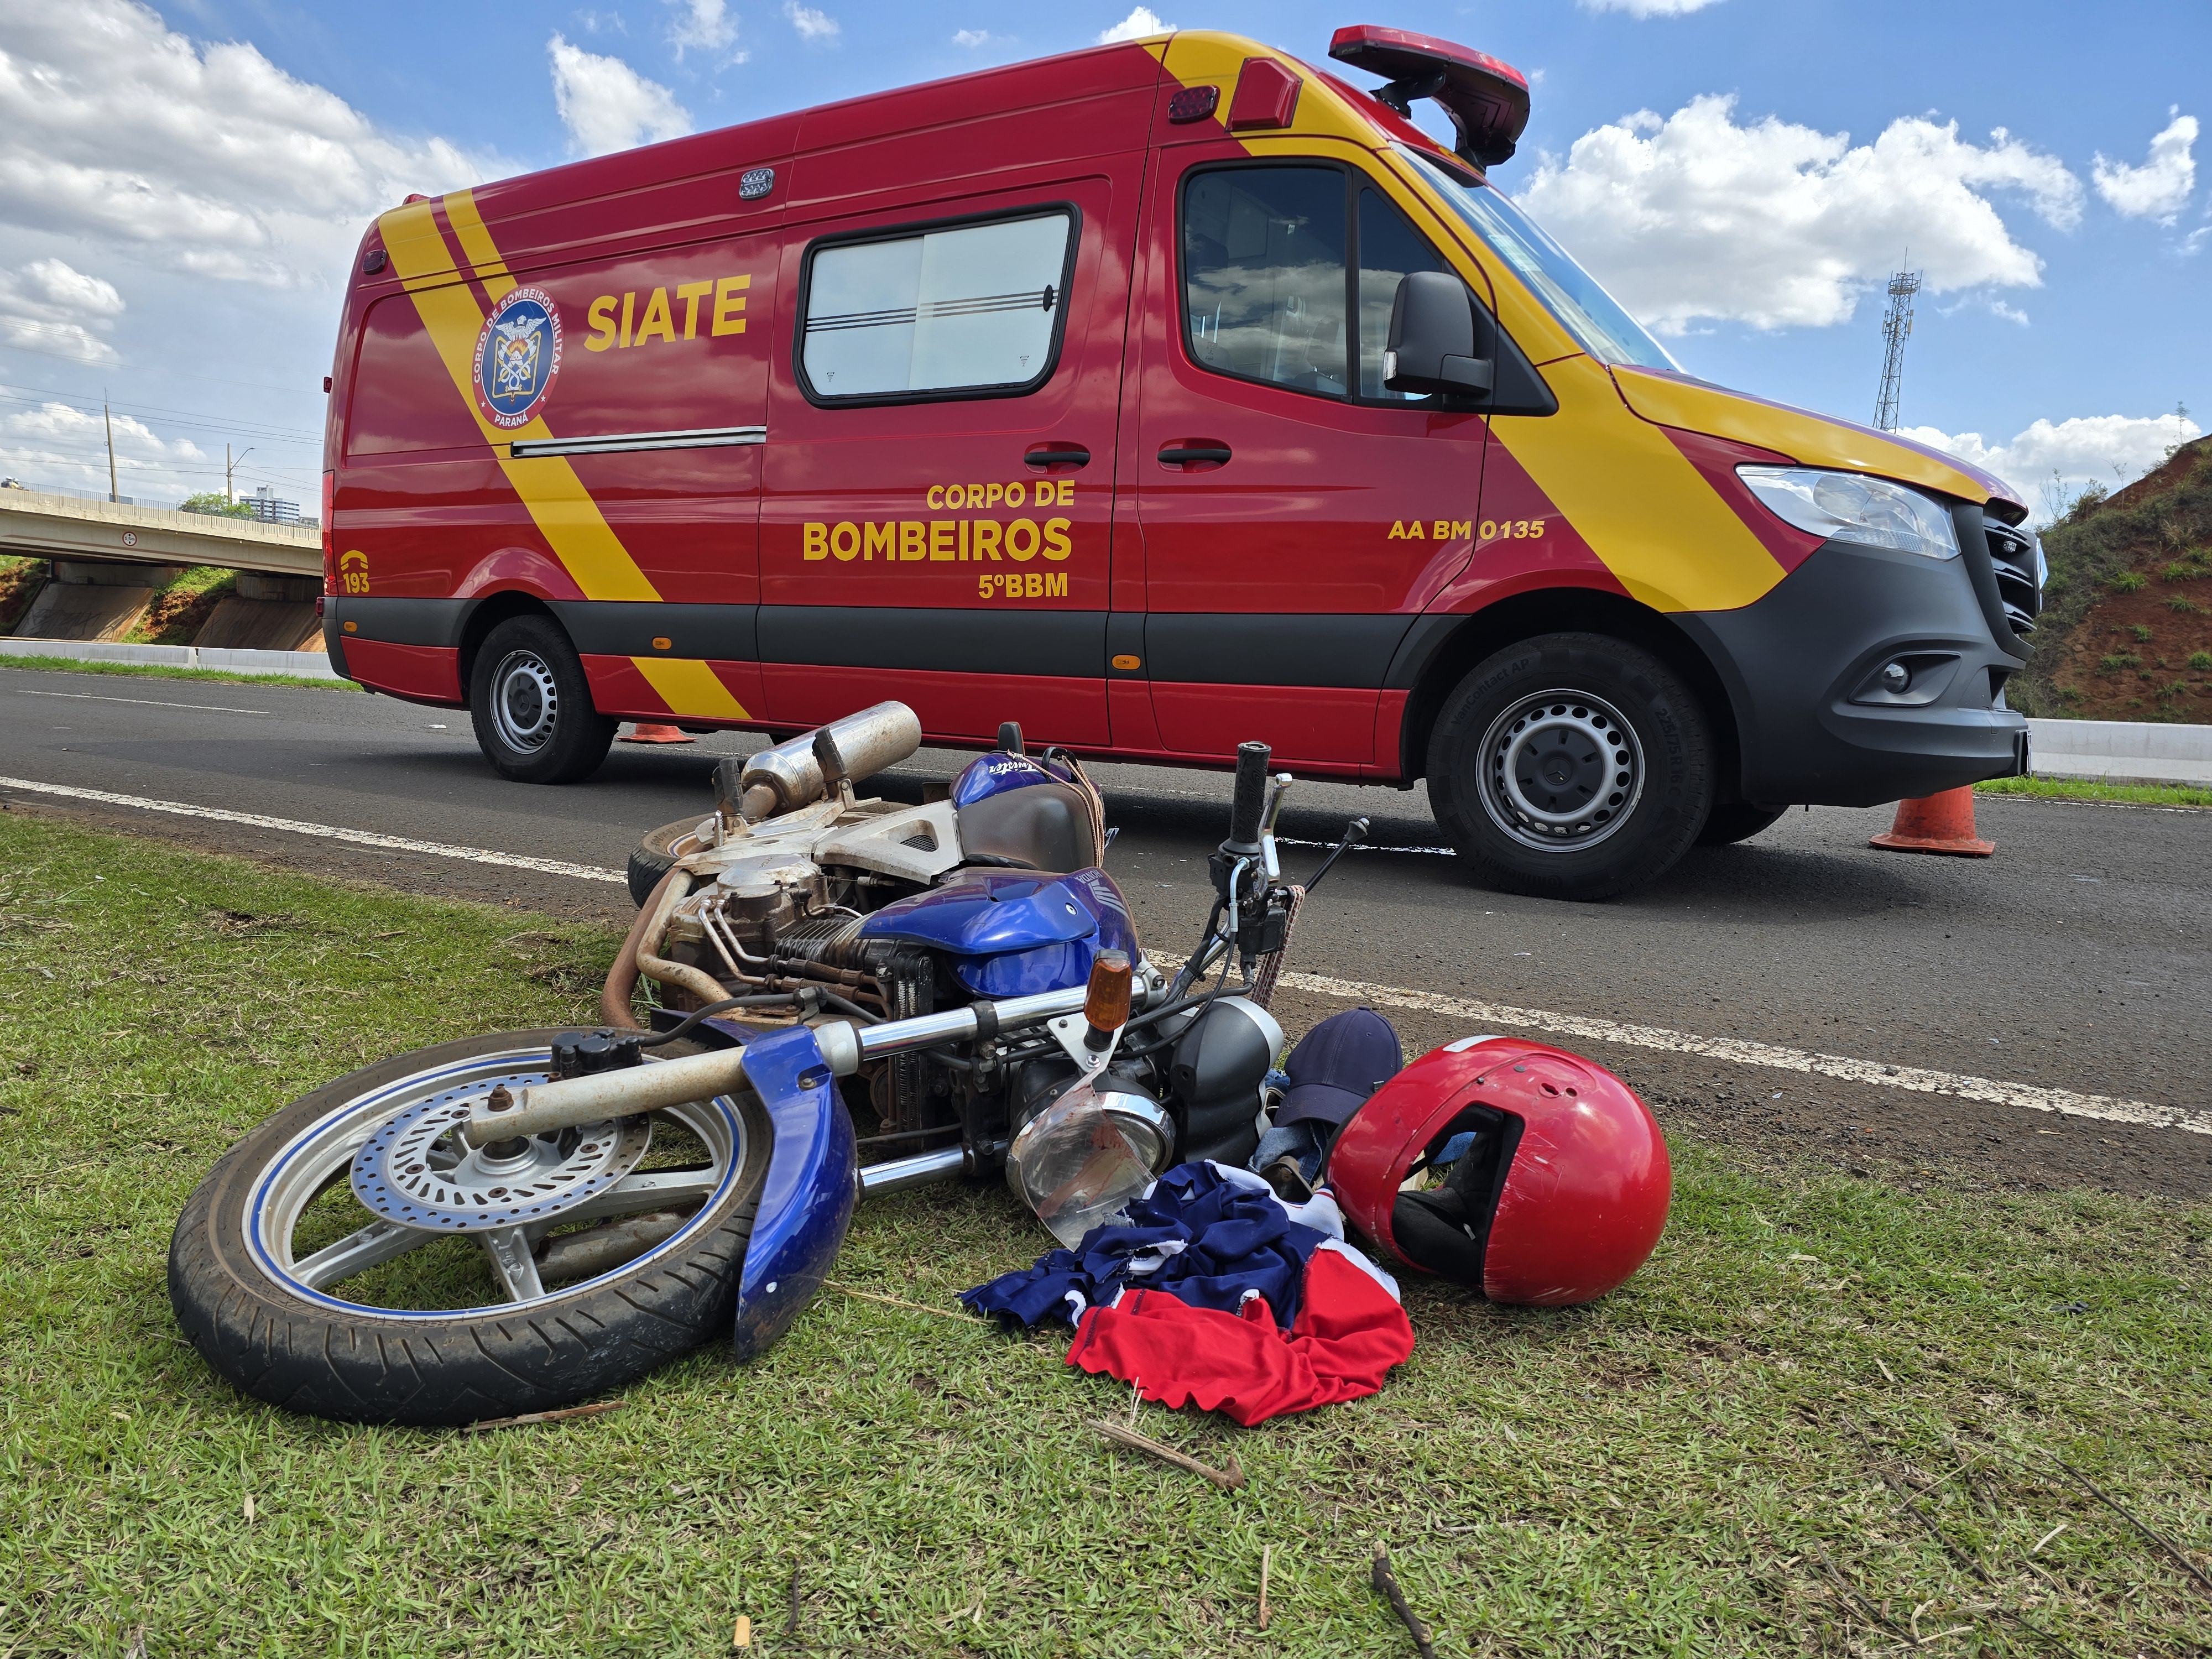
[1880, 661, 1911, 694]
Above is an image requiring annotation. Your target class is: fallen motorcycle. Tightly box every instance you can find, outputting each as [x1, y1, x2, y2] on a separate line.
[168, 706, 1369, 1425]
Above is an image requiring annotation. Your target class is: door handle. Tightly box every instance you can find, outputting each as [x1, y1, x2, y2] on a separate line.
[1157, 444, 1232, 467]
[1024, 445, 1091, 468]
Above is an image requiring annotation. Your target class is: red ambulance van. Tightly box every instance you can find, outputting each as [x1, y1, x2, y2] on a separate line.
[321, 24, 2038, 899]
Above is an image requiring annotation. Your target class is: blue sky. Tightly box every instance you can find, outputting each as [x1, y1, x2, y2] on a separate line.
[0, 0, 2202, 521]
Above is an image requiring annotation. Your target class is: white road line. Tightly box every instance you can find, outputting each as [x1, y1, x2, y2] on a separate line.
[1274, 969, 2208, 1138]
[17, 688, 269, 716]
[0, 775, 627, 885]
[2, 771, 2197, 1137]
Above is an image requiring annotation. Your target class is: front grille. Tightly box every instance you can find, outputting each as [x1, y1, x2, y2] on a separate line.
[1984, 519, 2043, 638]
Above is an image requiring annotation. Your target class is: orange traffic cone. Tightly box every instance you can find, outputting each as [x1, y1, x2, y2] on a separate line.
[619, 722, 696, 745]
[1868, 786, 1994, 857]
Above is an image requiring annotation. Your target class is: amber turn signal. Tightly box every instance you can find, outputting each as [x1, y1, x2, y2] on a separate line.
[1083, 948, 1133, 1037]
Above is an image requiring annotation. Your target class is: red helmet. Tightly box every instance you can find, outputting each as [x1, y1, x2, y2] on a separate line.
[1327, 1036, 1670, 1306]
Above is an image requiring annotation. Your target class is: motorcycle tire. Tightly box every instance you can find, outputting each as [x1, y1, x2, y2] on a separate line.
[1427, 632, 1714, 901]
[468, 615, 618, 785]
[1697, 802, 1791, 847]
[628, 815, 713, 908]
[168, 1029, 771, 1427]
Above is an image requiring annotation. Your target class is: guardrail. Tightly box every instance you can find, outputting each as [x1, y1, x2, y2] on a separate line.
[2026, 717, 2212, 786]
[0, 638, 341, 680]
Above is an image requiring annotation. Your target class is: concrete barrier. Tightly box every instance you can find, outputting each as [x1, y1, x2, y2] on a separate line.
[0, 637, 342, 680]
[2027, 717, 2212, 786]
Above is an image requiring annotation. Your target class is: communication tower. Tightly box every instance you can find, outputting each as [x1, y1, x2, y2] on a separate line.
[1872, 269, 1921, 432]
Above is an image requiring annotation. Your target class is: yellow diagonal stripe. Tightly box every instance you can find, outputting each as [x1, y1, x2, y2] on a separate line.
[441, 189, 513, 291]
[375, 200, 660, 603]
[1495, 356, 1782, 613]
[632, 657, 749, 720]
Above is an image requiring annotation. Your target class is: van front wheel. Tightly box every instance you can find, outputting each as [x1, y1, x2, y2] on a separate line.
[1426, 633, 1713, 901]
[469, 615, 618, 784]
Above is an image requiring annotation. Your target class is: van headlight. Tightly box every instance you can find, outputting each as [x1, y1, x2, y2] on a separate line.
[1735, 466, 1960, 560]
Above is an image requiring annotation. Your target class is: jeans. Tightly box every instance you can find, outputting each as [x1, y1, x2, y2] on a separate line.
[1250, 1120, 1332, 1186]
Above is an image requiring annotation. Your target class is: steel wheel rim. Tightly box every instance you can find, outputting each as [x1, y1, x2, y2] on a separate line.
[492, 649, 560, 753]
[1476, 688, 1645, 854]
[244, 1045, 743, 1317]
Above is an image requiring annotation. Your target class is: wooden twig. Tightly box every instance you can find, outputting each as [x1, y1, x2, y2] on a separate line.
[1853, 1422, 1992, 1584]
[1087, 1418, 1245, 1489]
[822, 1280, 982, 1322]
[2050, 1458, 2212, 1598]
[1369, 1542, 1437, 1659]
[1812, 1542, 1908, 1637]
[463, 1399, 625, 1433]
[1259, 1542, 1272, 1632]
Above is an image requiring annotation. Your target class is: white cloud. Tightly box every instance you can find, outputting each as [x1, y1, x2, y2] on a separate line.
[1900, 411, 2201, 514]
[952, 29, 995, 47]
[1097, 7, 1172, 45]
[547, 34, 692, 158]
[667, 0, 744, 63]
[1580, 0, 1724, 14]
[784, 2, 841, 41]
[2092, 112, 2197, 225]
[0, 258, 125, 363]
[1515, 94, 2083, 335]
[0, 0, 502, 290]
[1, 400, 209, 501]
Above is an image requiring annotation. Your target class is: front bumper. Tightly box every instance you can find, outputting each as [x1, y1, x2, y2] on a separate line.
[1676, 535, 2030, 808]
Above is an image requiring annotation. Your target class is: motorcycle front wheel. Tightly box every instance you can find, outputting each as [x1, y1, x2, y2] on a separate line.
[169, 1030, 770, 1426]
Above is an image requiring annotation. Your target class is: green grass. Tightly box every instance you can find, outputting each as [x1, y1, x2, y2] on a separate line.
[1979, 774, 2212, 807]
[0, 654, 357, 692]
[2, 815, 2208, 1656]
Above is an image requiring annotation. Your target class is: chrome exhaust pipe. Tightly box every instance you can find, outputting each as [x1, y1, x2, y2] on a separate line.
[727, 701, 922, 820]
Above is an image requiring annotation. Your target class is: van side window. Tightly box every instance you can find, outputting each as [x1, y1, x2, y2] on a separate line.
[1356, 189, 1451, 401]
[1182, 167, 1348, 398]
[799, 210, 1074, 401]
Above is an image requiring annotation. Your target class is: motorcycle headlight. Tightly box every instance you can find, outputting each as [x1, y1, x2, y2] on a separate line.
[1736, 466, 1960, 560]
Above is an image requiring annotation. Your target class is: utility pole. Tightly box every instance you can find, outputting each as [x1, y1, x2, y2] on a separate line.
[104, 399, 118, 502]
[226, 444, 253, 504]
[1872, 269, 1921, 432]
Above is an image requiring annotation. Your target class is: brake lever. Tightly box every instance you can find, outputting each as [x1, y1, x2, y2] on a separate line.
[1303, 816, 1370, 893]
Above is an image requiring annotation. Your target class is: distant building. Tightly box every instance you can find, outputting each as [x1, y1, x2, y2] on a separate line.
[245, 485, 302, 524]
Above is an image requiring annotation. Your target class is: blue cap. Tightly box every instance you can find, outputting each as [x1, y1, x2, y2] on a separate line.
[1274, 1008, 1404, 1128]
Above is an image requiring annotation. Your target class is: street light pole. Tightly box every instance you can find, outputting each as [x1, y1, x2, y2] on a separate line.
[226, 444, 254, 505]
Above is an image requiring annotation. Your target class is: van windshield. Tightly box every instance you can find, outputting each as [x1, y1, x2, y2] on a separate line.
[1397, 146, 1678, 372]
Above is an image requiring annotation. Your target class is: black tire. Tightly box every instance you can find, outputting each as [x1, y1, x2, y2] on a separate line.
[168, 1030, 770, 1426]
[1426, 632, 1714, 901]
[1697, 802, 1790, 847]
[469, 614, 618, 784]
[628, 815, 712, 908]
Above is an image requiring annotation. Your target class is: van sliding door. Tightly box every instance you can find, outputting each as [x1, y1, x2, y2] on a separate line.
[758, 167, 1139, 746]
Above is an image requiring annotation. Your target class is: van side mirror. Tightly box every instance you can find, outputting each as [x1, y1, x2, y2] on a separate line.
[1383, 270, 1494, 398]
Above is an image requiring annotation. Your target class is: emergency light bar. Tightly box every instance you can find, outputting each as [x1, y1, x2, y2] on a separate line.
[1328, 24, 1531, 170]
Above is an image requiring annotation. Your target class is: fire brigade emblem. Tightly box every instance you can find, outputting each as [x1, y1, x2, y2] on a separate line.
[472, 287, 564, 429]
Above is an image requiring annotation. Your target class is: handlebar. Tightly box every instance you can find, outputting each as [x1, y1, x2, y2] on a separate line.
[1228, 740, 1271, 850]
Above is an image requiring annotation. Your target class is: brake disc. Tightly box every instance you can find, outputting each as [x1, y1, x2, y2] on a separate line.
[348, 1068, 652, 1233]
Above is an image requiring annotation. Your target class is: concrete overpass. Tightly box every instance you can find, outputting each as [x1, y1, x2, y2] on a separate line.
[0, 488, 321, 578]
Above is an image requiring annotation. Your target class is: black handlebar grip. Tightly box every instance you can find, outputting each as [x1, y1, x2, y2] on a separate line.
[1229, 741, 1272, 847]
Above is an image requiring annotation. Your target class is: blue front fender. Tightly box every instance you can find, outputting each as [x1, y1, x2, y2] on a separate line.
[729, 1023, 857, 1361]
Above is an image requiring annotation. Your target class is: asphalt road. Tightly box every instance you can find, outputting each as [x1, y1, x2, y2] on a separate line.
[3, 663, 2207, 1201]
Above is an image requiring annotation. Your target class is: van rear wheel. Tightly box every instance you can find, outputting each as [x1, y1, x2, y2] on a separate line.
[1426, 632, 1713, 901]
[469, 615, 618, 785]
